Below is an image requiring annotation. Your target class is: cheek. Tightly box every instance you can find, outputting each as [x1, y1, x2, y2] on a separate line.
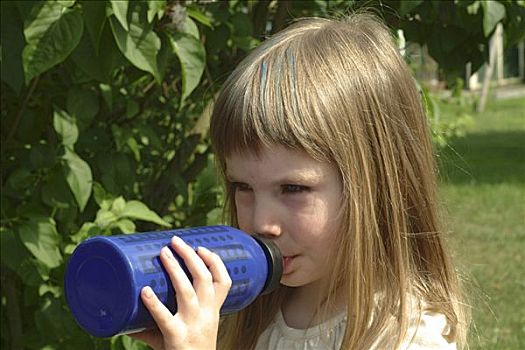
[235, 191, 253, 206]
[294, 198, 339, 243]
[282, 193, 318, 215]
[234, 194, 252, 228]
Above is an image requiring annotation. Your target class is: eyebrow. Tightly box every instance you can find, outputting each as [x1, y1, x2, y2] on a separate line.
[226, 169, 324, 185]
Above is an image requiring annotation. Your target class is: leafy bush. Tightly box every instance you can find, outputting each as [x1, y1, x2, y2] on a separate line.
[1, 1, 228, 348]
[1, 1, 357, 348]
[1, 1, 522, 349]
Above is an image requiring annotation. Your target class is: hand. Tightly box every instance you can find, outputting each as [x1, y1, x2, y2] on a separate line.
[128, 236, 232, 350]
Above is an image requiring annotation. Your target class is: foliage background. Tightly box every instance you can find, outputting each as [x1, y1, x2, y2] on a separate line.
[1, 1, 524, 349]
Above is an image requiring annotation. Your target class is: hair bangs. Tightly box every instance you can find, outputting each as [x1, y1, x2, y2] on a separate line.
[211, 37, 331, 163]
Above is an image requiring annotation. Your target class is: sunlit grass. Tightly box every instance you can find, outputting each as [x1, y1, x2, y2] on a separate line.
[438, 95, 525, 350]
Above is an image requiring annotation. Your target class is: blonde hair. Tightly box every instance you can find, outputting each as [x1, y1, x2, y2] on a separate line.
[210, 13, 468, 349]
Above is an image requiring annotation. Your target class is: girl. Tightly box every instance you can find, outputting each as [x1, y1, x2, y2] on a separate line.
[131, 14, 469, 349]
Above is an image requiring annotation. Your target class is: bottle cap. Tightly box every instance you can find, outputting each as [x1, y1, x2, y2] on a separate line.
[252, 235, 283, 294]
[64, 238, 135, 337]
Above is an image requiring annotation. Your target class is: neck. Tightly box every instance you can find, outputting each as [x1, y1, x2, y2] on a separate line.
[281, 282, 346, 329]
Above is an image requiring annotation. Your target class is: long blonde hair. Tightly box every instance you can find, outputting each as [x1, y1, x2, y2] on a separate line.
[210, 13, 468, 349]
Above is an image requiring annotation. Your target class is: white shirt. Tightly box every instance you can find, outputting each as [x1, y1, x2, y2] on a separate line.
[255, 308, 456, 350]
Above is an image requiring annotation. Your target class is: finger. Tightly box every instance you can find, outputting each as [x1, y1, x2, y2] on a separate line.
[140, 286, 177, 337]
[197, 246, 232, 304]
[170, 236, 214, 296]
[159, 245, 199, 314]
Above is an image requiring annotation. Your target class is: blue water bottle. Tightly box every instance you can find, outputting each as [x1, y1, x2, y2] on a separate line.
[64, 225, 282, 337]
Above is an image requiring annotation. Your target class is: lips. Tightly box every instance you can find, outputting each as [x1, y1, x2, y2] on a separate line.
[282, 255, 297, 274]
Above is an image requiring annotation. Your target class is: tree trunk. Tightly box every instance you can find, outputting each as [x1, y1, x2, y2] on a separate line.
[477, 23, 502, 113]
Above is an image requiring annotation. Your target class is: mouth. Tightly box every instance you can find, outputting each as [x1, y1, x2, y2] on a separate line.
[282, 255, 297, 274]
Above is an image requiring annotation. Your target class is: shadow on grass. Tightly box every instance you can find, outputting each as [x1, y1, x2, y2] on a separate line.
[438, 130, 525, 185]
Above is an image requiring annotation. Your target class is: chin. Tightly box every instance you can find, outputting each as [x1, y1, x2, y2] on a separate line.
[280, 276, 309, 288]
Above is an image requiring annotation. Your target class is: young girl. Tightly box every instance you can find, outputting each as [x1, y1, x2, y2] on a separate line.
[131, 14, 469, 349]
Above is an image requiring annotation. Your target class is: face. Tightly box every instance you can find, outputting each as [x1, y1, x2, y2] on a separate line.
[225, 145, 343, 289]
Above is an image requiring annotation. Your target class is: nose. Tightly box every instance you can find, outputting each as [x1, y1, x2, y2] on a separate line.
[252, 198, 282, 238]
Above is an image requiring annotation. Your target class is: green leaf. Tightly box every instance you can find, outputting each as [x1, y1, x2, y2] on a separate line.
[30, 142, 56, 170]
[147, 0, 166, 23]
[231, 12, 252, 37]
[170, 32, 205, 104]
[111, 196, 126, 214]
[53, 107, 78, 147]
[1, 1, 26, 94]
[0, 228, 32, 273]
[120, 336, 150, 350]
[6, 167, 33, 192]
[112, 336, 150, 350]
[126, 99, 139, 118]
[110, 11, 161, 80]
[399, 0, 423, 16]
[57, 0, 76, 7]
[420, 84, 441, 127]
[127, 136, 141, 162]
[156, 31, 173, 82]
[110, 0, 129, 31]
[62, 147, 93, 211]
[99, 83, 113, 109]
[18, 259, 46, 286]
[481, 1, 506, 37]
[181, 16, 199, 39]
[68, 222, 94, 245]
[466, 1, 481, 15]
[95, 208, 118, 227]
[82, 0, 108, 52]
[41, 169, 74, 209]
[67, 88, 99, 131]
[120, 200, 170, 227]
[39, 283, 61, 297]
[112, 219, 136, 234]
[187, 6, 212, 28]
[18, 216, 62, 269]
[71, 21, 124, 83]
[35, 297, 68, 341]
[232, 36, 259, 51]
[110, 124, 141, 161]
[92, 182, 114, 210]
[206, 208, 223, 226]
[111, 124, 128, 151]
[22, 2, 83, 83]
[205, 24, 230, 54]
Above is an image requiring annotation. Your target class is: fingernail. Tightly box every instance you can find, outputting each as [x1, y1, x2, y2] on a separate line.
[162, 246, 175, 260]
[143, 286, 153, 298]
[197, 246, 210, 253]
[171, 235, 184, 245]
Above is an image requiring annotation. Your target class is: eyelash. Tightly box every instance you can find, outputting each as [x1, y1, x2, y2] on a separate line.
[230, 182, 251, 192]
[230, 182, 309, 194]
[281, 184, 310, 194]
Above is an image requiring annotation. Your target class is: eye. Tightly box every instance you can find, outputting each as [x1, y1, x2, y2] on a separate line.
[281, 184, 309, 194]
[230, 182, 252, 192]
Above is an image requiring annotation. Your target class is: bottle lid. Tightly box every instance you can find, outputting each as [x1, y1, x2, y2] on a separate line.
[252, 235, 283, 294]
[64, 238, 135, 337]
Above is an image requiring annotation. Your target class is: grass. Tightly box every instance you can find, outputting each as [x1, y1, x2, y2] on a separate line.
[437, 96, 525, 349]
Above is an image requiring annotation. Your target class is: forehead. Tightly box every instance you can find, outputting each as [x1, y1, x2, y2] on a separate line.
[225, 144, 338, 183]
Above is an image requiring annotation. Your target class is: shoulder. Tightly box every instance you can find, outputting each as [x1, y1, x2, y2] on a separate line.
[372, 293, 457, 350]
[402, 303, 457, 350]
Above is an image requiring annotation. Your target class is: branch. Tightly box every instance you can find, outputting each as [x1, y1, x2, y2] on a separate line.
[272, 0, 291, 34]
[182, 151, 208, 184]
[477, 23, 502, 113]
[5, 76, 40, 147]
[145, 134, 201, 214]
[252, 0, 271, 39]
[1, 267, 23, 350]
